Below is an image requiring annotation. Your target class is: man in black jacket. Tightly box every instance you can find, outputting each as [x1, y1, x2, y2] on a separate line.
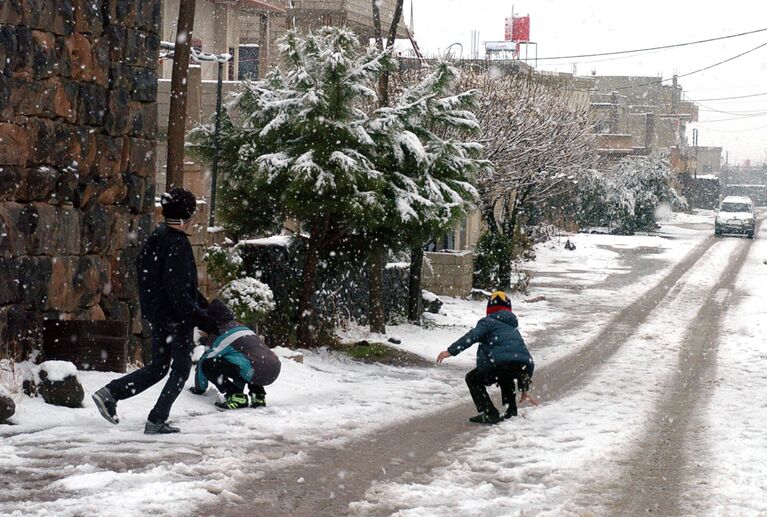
[93, 188, 217, 434]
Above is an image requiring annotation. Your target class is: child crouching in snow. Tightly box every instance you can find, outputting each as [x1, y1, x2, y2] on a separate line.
[190, 299, 281, 410]
[436, 291, 538, 424]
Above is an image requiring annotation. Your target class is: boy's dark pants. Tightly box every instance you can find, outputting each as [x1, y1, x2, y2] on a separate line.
[201, 356, 266, 398]
[466, 362, 532, 416]
[106, 322, 194, 424]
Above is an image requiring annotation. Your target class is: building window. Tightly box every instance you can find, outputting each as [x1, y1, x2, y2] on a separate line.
[238, 44, 260, 80]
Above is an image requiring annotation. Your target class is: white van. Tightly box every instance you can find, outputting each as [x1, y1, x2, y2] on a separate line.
[715, 196, 755, 239]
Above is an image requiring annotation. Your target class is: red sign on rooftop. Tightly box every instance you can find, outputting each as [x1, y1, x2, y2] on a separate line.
[512, 15, 530, 42]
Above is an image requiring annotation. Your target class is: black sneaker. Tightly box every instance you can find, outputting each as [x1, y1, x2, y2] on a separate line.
[504, 407, 518, 419]
[503, 409, 517, 420]
[215, 393, 250, 411]
[92, 387, 119, 424]
[250, 395, 266, 408]
[144, 421, 181, 434]
[468, 410, 502, 425]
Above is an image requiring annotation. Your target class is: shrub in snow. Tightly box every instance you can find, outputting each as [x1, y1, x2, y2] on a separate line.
[421, 290, 442, 314]
[0, 384, 14, 423]
[38, 361, 84, 408]
[218, 277, 275, 328]
[577, 152, 686, 234]
[203, 244, 244, 285]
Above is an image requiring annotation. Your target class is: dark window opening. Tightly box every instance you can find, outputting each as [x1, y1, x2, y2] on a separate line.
[238, 44, 260, 80]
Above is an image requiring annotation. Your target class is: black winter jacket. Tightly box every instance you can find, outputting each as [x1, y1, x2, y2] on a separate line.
[136, 224, 216, 333]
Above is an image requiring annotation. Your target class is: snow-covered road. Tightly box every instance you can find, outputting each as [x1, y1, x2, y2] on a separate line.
[6, 210, 762, 517]
[351, 218, 767, 517]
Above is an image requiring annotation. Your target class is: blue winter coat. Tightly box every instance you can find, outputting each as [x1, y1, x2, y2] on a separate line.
[195, 323, 281, 392]
[448, 311, 534, 375]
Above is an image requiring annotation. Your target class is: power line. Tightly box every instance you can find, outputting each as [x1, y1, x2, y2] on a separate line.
[687, 91, 767, 101]
[675, 41, 767, 81]
[698, 107, 767, 115]
[684, 83, 767, 93]
[695, 112, 767, 123]
[693, 123, 767, 133]
[695, 99, 767, 116]
[588, 40, 767, 92]
[535, 26, 767, 61]
[544, 50, 660, 68]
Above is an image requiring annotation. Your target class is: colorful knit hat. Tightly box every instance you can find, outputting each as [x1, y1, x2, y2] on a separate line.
[486, 290, 512, 315]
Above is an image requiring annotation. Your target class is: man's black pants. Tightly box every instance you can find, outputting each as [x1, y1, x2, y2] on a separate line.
[106, 322, 194, 424]
[466, 362, 533, 416]
[201, 356, 266, 398]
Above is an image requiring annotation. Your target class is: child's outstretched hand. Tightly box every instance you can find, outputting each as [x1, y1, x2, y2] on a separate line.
[519, 391, 539, 406]
[436, 350, 452, 364]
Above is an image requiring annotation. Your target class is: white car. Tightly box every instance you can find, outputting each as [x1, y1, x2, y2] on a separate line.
[714, 196, 755, 239]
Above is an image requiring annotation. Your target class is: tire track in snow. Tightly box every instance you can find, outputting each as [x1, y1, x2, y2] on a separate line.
[602, 231, 755, 516]
[206, 238, 719, 517]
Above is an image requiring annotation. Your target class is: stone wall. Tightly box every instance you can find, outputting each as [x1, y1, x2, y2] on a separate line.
[421, 250, 474, 298]
[0, 0, 160, 360]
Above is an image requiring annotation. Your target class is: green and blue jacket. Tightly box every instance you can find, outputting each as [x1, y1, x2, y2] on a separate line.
[195, 323, 281, 392]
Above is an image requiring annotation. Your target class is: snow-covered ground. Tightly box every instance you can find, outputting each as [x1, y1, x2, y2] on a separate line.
[703, 218, 767, 515]
[349, 215, 767, 517]
[0, 351, 464, 516]
[1, 210, 724, 516]
[350, 234, 741, 516]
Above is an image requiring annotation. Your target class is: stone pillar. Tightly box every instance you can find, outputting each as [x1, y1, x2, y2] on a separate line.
[0, 0, 160, 361]
[421, 251, 474, 298]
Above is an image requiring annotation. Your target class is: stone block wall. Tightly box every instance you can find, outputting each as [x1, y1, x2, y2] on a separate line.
[422, 250, 474, 298]
[0, 0, 160, 360]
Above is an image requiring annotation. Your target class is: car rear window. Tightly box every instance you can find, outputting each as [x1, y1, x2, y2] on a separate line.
[720, 202, 752, 212]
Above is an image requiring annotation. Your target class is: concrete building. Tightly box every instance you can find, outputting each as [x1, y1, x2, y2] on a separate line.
[160, 0, 406, 83]
[160, 0, 286, 82]
[587, 75, 699, 172]
[287, 0, 407, 39]
[695, 146, 722, 174]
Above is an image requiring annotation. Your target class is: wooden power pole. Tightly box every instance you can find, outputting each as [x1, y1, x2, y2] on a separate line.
[166, 0, 197, 191]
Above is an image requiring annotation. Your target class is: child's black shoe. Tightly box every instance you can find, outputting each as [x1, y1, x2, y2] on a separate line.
[469, 410, 502, 424]
[250, 395, 266, 408]
[92, 387, 119, 424]
[144, 421, 180, 434]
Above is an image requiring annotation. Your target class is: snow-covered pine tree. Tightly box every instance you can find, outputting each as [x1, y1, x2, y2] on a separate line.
[365, 61, 485, 324]
[189, 27, 390, 346]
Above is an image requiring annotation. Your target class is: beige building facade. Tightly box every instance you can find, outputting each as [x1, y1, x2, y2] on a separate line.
[161, 0, 286, 82]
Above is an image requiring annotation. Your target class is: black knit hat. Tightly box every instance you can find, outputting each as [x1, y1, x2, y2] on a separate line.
[487, 290, 512, 315]
[208, 298, 235, 325]
[161, 188, 197, 223]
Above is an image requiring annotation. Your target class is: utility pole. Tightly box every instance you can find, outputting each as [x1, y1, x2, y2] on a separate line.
[692, 128, 698, 179]
[166, 0, 197, 191]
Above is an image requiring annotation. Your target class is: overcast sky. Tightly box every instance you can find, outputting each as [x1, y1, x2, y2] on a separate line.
[406, 0, 767, 165]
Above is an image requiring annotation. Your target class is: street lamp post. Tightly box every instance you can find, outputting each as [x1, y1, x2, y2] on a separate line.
[209, 60, 225, 228]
